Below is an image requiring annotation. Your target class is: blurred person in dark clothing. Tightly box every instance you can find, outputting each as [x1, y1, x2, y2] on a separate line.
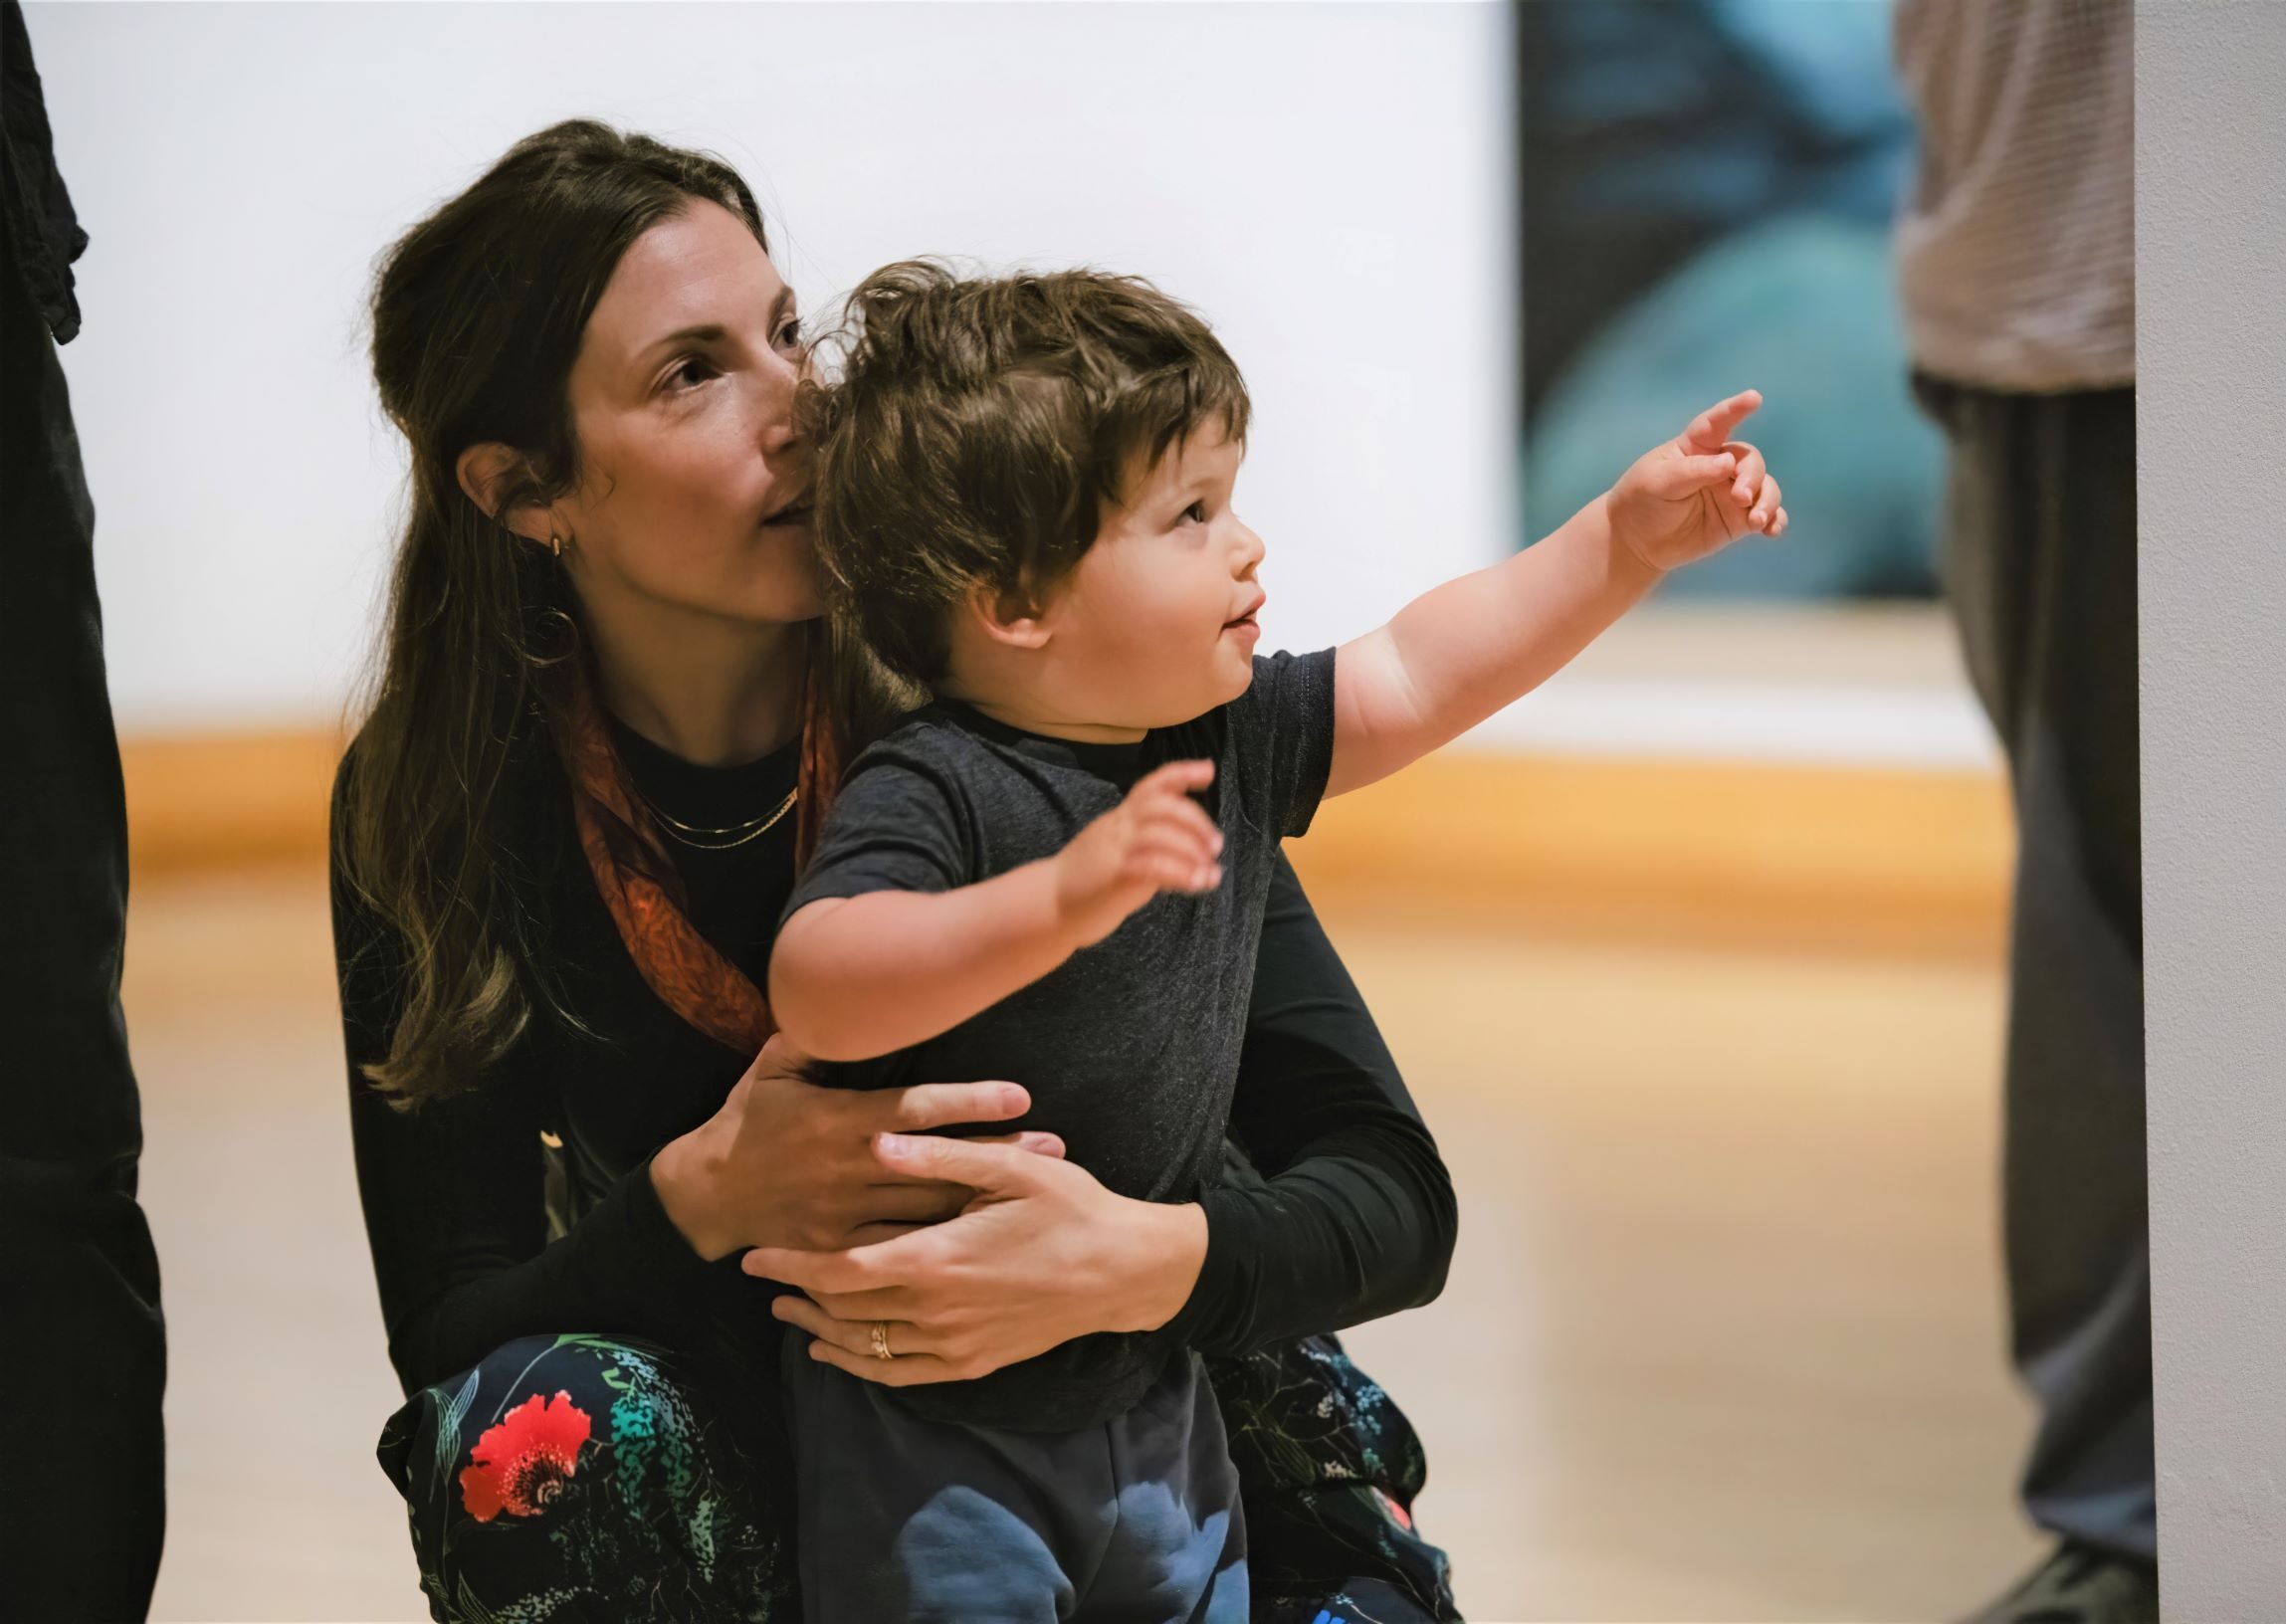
[0, 1, 169, 1616]
[1895, 4, 2151, 1621]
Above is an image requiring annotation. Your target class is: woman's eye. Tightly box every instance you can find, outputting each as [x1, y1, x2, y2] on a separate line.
[664, 356, 719, 392]
[774, 318, 803, 352]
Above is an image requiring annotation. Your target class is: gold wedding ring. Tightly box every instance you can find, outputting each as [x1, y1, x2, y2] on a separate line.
[870, 1320, 894, 1361]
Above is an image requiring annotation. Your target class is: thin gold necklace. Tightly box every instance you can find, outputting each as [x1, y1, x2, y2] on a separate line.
[638, 785, 798, 851]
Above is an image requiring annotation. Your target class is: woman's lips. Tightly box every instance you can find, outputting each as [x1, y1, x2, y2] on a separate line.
[759, 502, 811, 530]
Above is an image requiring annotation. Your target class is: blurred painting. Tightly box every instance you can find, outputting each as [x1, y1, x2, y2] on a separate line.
[1521, 0, 1942, 599]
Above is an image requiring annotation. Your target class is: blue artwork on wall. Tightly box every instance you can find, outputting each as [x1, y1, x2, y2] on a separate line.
[1521, 0, 1944, 599]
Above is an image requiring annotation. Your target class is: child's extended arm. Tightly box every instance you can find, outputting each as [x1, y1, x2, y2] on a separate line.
[769, 759, 1223, 1062]
[1328, 390, 1787, 798]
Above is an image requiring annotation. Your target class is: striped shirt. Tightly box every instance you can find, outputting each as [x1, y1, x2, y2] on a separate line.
[1894, 0, 2135, 391]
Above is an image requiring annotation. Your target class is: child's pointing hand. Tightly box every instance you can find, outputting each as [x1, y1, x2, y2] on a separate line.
[1605, 389, 1789, 575]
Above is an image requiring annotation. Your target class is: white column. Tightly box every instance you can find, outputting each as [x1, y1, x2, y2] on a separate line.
[2138, 4, 2286, 1614]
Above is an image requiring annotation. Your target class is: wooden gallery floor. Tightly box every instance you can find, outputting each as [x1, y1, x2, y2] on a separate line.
[124, 867, 2042, 1622]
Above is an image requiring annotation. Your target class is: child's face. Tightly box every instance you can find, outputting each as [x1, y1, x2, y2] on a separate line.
[1034, 421, 1265, 730]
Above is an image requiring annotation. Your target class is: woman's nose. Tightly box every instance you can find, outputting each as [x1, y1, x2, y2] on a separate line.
[753, 349, 805, 454]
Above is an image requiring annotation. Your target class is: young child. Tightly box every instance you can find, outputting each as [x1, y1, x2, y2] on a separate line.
[766, 262, 1786, 1620]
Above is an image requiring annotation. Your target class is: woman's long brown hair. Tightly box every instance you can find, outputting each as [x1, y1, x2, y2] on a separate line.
[343, 120, 897, 1109]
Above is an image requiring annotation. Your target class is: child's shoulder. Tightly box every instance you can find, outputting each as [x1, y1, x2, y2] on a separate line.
[1215, 647, 1336, 737]
[849, 704, 982, 764]
[860, 702, 964, 748]
[840, 704, 1012, 792]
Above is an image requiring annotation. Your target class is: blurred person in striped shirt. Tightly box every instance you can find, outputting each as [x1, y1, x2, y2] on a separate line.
[1895, 4, 2150, 1622]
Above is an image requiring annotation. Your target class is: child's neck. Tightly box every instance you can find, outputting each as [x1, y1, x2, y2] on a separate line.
[937, 676, 1147, 746]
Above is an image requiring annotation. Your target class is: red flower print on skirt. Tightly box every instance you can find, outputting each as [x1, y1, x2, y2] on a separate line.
[459, 1390, 592, 1522]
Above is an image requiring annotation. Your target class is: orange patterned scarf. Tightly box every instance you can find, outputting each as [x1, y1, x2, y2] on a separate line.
[548, 622, 843, 1056]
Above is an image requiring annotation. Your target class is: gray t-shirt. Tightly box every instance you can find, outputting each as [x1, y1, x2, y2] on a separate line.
[782, 648, 1338, 1430]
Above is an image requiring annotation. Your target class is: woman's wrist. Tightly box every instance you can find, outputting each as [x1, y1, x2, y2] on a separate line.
[650, 1123, 733, 1263]
[1106, 1197, 1209, 1334]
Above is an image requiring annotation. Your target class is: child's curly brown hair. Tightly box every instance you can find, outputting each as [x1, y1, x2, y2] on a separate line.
[803, 262, 1250, 688]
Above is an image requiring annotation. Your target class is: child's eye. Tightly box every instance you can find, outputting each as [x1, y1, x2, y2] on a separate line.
[1181, 501, 1210, 525]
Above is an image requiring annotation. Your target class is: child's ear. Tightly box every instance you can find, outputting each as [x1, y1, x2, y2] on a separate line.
[964, 581, 1053, 652]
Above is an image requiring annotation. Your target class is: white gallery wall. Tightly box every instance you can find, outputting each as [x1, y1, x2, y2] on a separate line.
[29, 1, 1515, 733]
[2139, 3, 2286, 1614]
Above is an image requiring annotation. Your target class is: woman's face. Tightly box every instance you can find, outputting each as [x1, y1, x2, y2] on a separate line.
[551, 199, 819, 628]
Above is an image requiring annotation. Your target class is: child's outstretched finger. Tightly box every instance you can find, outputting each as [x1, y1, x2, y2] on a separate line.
[1680, 389, 1763, 453]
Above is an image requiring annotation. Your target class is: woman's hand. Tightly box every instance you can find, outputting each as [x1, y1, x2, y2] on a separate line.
[742, 1133, 1208, 1385]
[650, 1035, 1064, 1261]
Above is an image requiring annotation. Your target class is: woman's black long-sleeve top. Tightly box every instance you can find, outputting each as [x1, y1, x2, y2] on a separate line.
[338, 717, 1456, 1397]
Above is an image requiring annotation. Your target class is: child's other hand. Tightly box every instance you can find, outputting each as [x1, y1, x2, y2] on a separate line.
[1605, 390, 1788, 574]
[1053, 759, 1222, 947]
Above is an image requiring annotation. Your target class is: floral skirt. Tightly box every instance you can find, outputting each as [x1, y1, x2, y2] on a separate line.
[379, 1331, 1460, 1623]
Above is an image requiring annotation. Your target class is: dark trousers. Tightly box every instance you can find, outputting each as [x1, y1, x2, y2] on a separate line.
[787, 1348, 1246, 1622]
[0, 215, 168, 1616]
[1917, 375, 2152, 1561]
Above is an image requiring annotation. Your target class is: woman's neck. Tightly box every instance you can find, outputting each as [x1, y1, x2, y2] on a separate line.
[583, 600, 809, 768]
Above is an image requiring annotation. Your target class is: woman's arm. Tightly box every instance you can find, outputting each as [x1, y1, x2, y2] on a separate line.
[746, 853, 1457, 1380]
[1163, 850, 1457, 1353]
[336, 847, 724, 1395]
[335, 760, 1043, 1395]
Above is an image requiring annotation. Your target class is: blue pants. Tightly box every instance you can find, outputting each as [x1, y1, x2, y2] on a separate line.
[787, 1347, 1245, 1623]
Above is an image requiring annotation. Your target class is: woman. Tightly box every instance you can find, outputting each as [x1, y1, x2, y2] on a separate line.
[339, 119, 1459, 1623]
